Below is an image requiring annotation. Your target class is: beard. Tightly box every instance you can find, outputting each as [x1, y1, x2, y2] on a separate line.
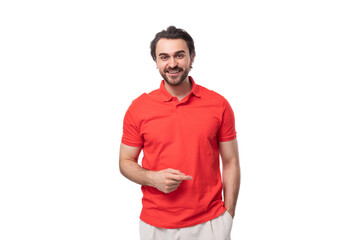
[160, 66, 190, 87]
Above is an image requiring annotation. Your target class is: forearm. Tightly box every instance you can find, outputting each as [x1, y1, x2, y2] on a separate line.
[120, 158, 153, 187]
[222, 159, 241, 217]
[120, 157, 192, 194]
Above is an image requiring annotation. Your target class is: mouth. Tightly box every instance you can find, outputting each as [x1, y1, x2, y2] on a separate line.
[165, 68, 182, 75]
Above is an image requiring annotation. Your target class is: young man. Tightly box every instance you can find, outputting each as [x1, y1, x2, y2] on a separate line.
[119, 26, 240, 240]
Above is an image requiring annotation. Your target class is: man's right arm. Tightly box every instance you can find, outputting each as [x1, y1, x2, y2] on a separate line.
[119, 143, 192, 193]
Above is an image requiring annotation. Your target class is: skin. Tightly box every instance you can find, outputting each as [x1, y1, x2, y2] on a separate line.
[155, 38, 194, 101]
[219, 139, 241, 218]
[119, 38, 241, 217]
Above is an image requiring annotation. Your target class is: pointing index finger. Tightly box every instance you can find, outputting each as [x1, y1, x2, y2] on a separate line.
[168, 173, 192, 181]
[166, 168, 185, 175]
[180, 175, 192, 181]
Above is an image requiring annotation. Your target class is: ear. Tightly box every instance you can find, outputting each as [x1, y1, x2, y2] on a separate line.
[190, 54, 195, 67]
[155, 59, 160, 69]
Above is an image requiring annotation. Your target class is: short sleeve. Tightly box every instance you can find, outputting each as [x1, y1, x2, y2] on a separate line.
[217, 99, 237, 142]
[121, 108, 144, 147]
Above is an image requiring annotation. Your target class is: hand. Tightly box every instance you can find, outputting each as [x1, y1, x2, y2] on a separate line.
[148, 168, 192, 194]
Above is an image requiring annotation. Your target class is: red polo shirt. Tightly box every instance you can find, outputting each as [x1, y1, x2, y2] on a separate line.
[122, 77, 236, 229]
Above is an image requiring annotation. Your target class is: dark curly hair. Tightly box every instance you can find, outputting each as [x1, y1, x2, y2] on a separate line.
[150, 26, 196, 61]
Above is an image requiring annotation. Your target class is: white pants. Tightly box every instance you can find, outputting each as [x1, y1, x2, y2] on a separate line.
[139, 211, 233, 240]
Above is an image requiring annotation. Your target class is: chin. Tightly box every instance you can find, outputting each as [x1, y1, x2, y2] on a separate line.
[166, 76, 186, 86]
[164, 73, 189, 86]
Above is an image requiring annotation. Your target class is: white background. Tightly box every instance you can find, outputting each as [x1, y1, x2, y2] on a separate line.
[1, 0, 359, 239]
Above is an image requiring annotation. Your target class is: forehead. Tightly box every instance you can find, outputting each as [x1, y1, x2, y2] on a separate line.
[155, 38, 189, 55]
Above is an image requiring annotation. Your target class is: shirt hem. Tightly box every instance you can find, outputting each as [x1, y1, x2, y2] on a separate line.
[139, 206, 227, 229]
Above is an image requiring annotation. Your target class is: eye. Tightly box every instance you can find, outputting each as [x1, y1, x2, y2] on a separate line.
[176, 54, 184, 59]
[160, 56, 168, 60]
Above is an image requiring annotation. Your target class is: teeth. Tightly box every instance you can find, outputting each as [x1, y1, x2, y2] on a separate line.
[168, 70, 180, 73]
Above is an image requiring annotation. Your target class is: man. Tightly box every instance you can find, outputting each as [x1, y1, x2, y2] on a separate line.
[119, 26, 240, 240]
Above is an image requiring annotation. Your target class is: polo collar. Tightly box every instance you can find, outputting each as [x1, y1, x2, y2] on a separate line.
[160, 76, 201, 102]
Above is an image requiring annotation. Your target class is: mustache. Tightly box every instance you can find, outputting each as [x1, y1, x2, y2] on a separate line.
[165, 66, 183, 72]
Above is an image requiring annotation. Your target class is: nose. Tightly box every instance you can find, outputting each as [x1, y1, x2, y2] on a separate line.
[168, 57, 177, 68]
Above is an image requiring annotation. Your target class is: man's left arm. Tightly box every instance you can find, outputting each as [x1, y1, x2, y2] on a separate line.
[219, 138, 240, 218]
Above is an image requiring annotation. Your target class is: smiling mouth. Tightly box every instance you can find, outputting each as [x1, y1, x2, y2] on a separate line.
[166, 68, 182, 74]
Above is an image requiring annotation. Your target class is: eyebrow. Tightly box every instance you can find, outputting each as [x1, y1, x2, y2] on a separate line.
[158, 50, 186, 56]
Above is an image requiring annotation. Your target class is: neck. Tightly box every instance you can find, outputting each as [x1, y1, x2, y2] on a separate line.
[164, 77, 192, 101]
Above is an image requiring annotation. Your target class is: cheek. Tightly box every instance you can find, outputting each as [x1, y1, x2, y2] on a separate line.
[156, 62, 166, 70]
[182, 58, 192, 68]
